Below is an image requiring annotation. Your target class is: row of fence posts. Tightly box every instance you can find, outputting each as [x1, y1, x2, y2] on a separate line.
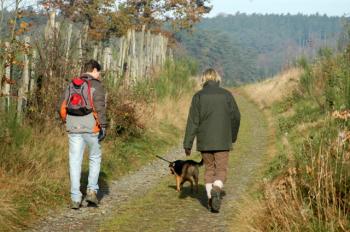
[1, 11, 172, 120]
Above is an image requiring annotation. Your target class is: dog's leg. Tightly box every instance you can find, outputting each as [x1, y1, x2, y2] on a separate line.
[188, 179, 194, 192]
[176, 176, 181, 192]
[194, 176, 199, 193]
[194, 171, 199, 193]
[180, 179, 186, 191]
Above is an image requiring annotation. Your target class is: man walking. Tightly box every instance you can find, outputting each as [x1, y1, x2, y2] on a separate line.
[58, 59, 107, 209]
[183, 68, 240, 213]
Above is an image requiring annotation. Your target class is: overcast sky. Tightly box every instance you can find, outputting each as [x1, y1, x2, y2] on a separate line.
[208, 0, 349, 17]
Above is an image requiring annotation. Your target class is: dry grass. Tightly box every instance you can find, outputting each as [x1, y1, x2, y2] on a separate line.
[239, 66, 350, 231]
[0, 126, 69, 230]
[138, 76, 198, 136]
[0, 193, 18, 231]
[258, 132, 350, 232]
[241, 68, 302, 110]
[144, 94, 192, 131]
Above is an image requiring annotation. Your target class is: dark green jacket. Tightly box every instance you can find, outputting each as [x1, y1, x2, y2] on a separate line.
[183, 81, 241, 151]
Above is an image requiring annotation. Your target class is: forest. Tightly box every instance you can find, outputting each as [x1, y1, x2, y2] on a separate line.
[175, 13, 347, 85]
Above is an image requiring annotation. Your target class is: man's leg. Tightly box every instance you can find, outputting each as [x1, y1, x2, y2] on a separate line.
[201, 152, 215, 209]
[210, 151, 229, 213]
[68, 133, 85, 204]
[213, 151, 229, 188]
[84, 133, 101, 199]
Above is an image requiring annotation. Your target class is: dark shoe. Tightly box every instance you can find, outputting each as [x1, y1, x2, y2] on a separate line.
[70, 201, 81, 210]
[210, 186, 222, 213]
[208, 198, 219, 213]
[208, 198, 212, 211]
[86, 189, 98, 205]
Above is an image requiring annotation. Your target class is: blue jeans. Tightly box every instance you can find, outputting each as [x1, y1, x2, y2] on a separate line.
[68, 133, 101, 202]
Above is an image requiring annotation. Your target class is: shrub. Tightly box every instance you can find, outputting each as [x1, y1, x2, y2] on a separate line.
[107, 90, 145, 138]
[106, 58, 197, 138]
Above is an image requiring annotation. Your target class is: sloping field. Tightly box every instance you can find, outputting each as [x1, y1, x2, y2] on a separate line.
[242, 68, 301, 109]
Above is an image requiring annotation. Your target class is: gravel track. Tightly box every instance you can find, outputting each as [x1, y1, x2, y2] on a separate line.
[29, 93, 270, 232]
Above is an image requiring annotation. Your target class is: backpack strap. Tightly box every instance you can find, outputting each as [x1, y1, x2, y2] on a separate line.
[86, 79, 95, 110]
[86, 79, 101, 128]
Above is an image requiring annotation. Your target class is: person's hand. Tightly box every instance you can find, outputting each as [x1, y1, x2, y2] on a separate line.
[98, 127, 107, 142]
[185, 148, 191, 156]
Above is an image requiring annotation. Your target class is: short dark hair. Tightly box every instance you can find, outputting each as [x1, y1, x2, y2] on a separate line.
[83, 59, 101, 72]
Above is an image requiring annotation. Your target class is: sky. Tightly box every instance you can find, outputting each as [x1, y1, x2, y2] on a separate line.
[208, 0, 350, 17]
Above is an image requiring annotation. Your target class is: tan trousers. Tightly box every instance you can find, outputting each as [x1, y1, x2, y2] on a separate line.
[201, 151, 229, 184]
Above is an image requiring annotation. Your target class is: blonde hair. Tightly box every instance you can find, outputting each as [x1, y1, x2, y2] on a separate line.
[201, 68, 221, 86]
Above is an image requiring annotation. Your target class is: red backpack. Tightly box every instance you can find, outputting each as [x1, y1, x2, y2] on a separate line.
[66, 77, 94, 116]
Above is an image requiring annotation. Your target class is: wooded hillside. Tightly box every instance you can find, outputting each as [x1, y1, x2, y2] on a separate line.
[175, 13, 346, 85]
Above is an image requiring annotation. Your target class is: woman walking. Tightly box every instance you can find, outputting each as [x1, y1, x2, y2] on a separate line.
[183, 68, 241, 213]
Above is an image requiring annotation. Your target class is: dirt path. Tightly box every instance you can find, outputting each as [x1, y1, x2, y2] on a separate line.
[29, 94, 269, 232]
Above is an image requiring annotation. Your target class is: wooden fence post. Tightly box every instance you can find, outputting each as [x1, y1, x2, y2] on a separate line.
[45, 11, 58, 81]
[103, 47, 111, 71]
[44, 11, 55, 41]
[93, 45, 98, 60]
[145, 30, 151, 78]
[29, 50, 36, 94]
[3, 42, 11, 110]
[125, 29, 132, 85]
[138, 26, 145, 79]
[78, 36, 83, 67]
[65, 23, 73, 65]
[23, 36, 30, 94]
[17, 36, 30, 119]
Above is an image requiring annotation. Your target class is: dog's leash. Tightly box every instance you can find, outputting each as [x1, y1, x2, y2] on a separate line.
[155, 155, 172, 163]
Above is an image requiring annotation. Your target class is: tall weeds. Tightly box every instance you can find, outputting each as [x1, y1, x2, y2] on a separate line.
[255, 34, 350, 231]
[263, 118, 350, 231]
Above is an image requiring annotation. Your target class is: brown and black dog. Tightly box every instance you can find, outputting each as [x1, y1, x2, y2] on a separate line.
[169, 159, 203, 192]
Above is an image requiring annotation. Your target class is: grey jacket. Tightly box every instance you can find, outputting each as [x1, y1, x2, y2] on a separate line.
[57, 74, 107, 133]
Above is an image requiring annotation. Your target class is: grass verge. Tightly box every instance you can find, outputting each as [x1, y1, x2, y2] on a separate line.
[239, 43, 350, 231]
